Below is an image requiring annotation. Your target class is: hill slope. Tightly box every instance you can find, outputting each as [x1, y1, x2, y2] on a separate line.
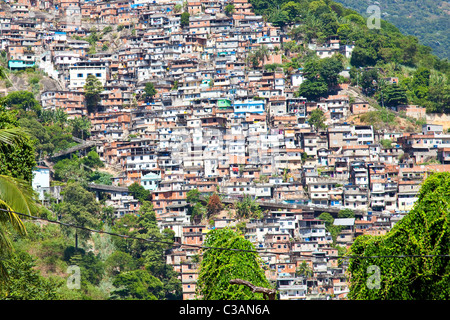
[334, 0, 450, 60]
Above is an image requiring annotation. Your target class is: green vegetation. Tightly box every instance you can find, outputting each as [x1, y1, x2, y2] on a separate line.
[235, 195, 262, 220]
[318, 209, 354, 244]
[180, 12, 190, 28]
[84, 75, 103, 114]
[0, 127, 37, 283]
[380, 139, 392, 149]
[347, 172, 450, 299]
[358, 108, 396, 129]
[196, 228, 273, 300]
[249, 0, 449, 114]
[308, 108, 327, 131]
[128, 182, 150, 203]
[0, 105, 36, 182]
[186, 188, 206, 223]
[143, 82, 157, 101]
[0, 182, 181, 299]
[334, 0, 450, 60]
[53, 152, 111, 186]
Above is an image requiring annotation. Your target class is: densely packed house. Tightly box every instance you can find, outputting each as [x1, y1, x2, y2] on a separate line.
[5, 0, 449, 300]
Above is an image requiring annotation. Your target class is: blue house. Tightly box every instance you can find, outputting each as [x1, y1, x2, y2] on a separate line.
[233, 100, 265, 115]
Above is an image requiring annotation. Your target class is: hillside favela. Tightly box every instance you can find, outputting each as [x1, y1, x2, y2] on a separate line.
[0, 0, 449, 303]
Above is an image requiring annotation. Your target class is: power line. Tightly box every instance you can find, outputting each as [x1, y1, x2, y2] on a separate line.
[0, 208, 282, 255]
[1, 208, 450, 260]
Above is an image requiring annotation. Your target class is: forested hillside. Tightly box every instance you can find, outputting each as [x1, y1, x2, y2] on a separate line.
[334, 0, 450, 60]
[249, 0, 450, 113]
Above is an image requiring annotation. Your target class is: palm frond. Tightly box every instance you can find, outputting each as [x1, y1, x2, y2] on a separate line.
[0, 224, 13, 253]
[0, 261, 9, 285]
[0, 127, 30, 146]
[0, 175, 36, 235]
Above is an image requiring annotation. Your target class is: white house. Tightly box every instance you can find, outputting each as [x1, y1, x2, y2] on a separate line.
[32, 166, 50, 201]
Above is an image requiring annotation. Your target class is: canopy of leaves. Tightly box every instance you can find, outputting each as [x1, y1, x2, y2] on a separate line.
[250, 0, 450, 114]
[111, 269, 164, 300]
[143, 82, 157, 100]
[0, 106, 36, 182]
[56, 182, 102, 247]
[235, 195, 262, 219]
[335, 0, 450, 60]
[84, 75, 103, 114]
[1, 90, 41, 116]
[378, 84, 408, 108]
[347, 172, 450, 299]
[308, 108, 327, 131]
[180, 12, 190, 27]
[0, 250, 60, 299]
[128, 182, 150, 203]
[196, 228, 272, 300]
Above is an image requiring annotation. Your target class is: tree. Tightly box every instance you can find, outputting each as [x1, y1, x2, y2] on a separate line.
[280, 1, 304, 22]
[196, 228, 273, 300]
[111, 269, 165, 300]
[359, 69, 379, 96]
[270, 9, 289, 29]
[347, 172, 450, 299]
[186, 188, 201, 204]
[318, 212, 343, 243]
[88, 171, 113, 185]
[0, 106, 36, 183]
[308, 108, 327, 131]
[53, 156, 88, 184]
[296, 261, 313, 278]
[105, 251, 137, 277]
[57, 182, 101, 250]
[320, 12, 339, 37]
[338, 208, 355, 218]
[350, 46, 377, 68]
[180, 12, 190, 28]
[206, 193, 223, 218]
[173, 4, 182, 13]
[297, 78, 328, 101]
[69, 116, 91, 140]
[1, 90, 41, 116]
[17, 117, 54, 157]
[187, 189, 206, 223]
[318, 55, 344, 87]
[0, 125, 37, 282]
[84, 75, 103, 114]
[380, 84, 408, 108]
[255, 45, 270, 66]
[128, 182, 150, 203]
[82, 150, 104, 169]
[224, 4, 235, 16]
[0, 170, 35, 282]
[119, 200, 181, 299]
[424, 75, 450, 113]
[0, 250, 60, 299]
[143, 82, 157, 101]
[235, 195, 261, 219]
[45, 123, 76, 154]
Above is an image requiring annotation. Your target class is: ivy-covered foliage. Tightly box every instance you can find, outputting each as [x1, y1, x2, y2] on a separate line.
[196, 228, 273, 300]
[347, 172, 450, 299]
